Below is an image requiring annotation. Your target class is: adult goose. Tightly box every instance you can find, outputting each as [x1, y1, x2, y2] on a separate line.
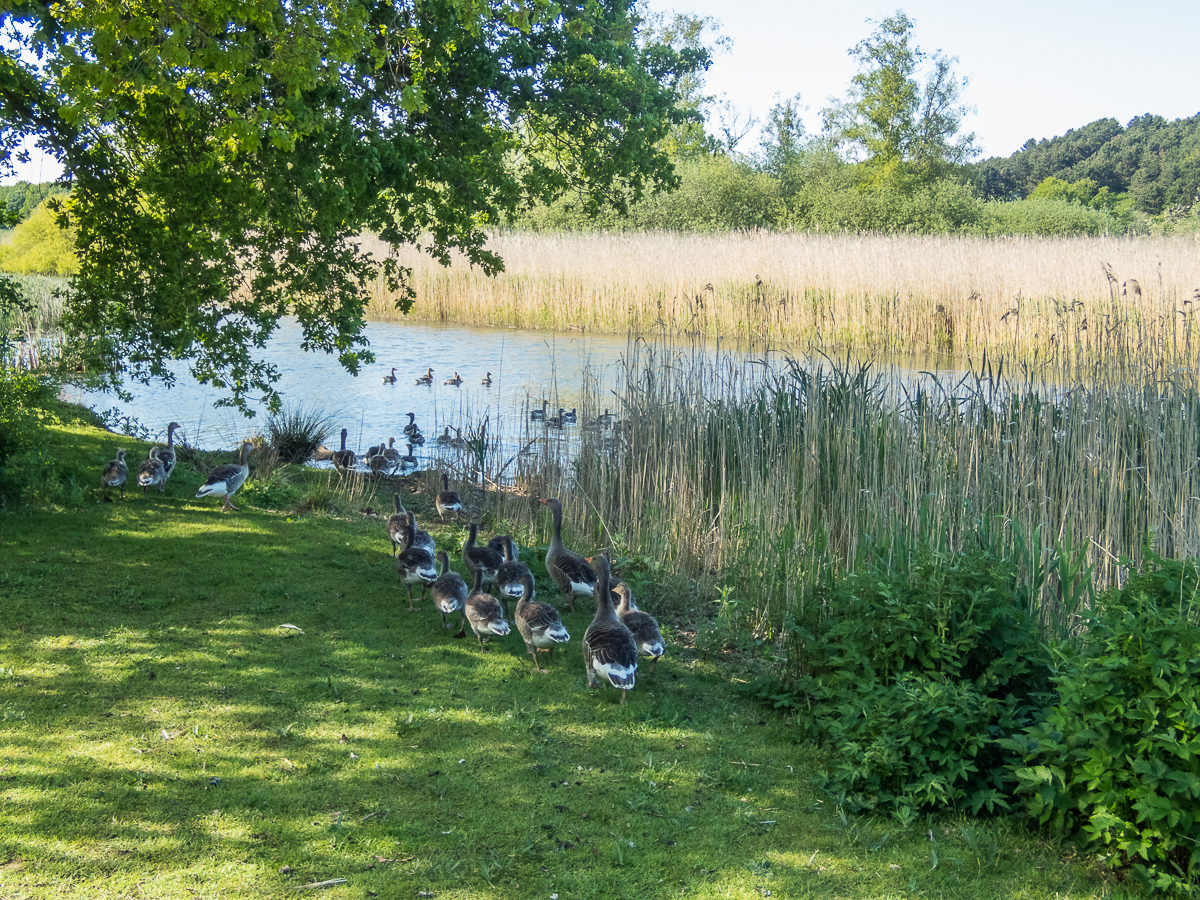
[399, 442, 419, 468]
[383, 437, 403, 465]
[135, 447, 167, 496]
[430, 551, 468, 628]
[101, 449, 128, 500]
[157, 422, 181, 483]
[462, 522, 502, 589]
[402, 412, 420, 436]
[195, 441, 253, 511]
[395, 512, 437, 610]
[387, 494, 435, 556]
[546, 408, 566, 428]
[488, 534, 519, 560]
[481, 372, 493, 386]
[458, 569, 510, 649]
[408, 429, 426, 447]
[613, 580, 666, 674]
[514, 569, 570, 672]
[382, 367, 397, 384]
[415, 368, 434, 385]
[436, 426, 453, 446]
[582, 554, 638, 704]
[367, 449, 391, 476]
[495, 536, 533, 613]
[530, 400, 548, 422]
[331, 428, 356, 471]
[435, 473, 463, 523]
[562, 408, 578, 424]
[444, 371, 463, 386]
[538, 497, 596, 613]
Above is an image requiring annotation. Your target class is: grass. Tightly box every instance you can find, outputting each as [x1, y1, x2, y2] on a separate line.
[362, 231, 1200, 361]
[0, 414, 1117, 899]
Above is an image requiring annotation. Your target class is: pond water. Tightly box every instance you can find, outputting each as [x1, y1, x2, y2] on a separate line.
[65, 317, 971, 473]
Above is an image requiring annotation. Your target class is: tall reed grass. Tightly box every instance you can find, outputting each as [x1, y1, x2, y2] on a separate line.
[513, 336, 1200, 644]
[363, 231, 1200, 362]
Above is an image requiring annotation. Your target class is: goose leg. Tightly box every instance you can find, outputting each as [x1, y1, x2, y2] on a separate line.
[405, 585, 416, 612]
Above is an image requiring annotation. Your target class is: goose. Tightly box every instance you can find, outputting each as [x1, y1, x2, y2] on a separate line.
[365, 438, 385, 459]
[582, 554, 638, 704]
[449, 428, 467, 450]
[481, 372, 493, 386]
[613, 580, 666, 674]
[488, 534, 519, 560]
[101, 448, 128, 500]
[538, 497, 596, 613]
[444, 371, 463, 386]
[546, 408, 566, 428]
[368, 449, 391, 476]
[530, 399, 548, 422]
[382, 437, 403, 465]
[435, 472, 463, 523]
[408, 429, 426, 447]
[436, 426, 453, 446]
[562, 408, 578, 424]
[382, 366, 397, 384]
[387, 494, 435, 556]
[402, 412, 419, 436]
[331, 428, 356, 471]
[399, 442, 419, 468]
[495, 535, 533, 612]
[395, 512, 437, 610]
[195, 441, 253, 511]
[135, 447, 167, 496]
[415, 368, 434, 385]
[458, 568, 510, 649]
[514, 569, 570, 672]
[462, 521, 502, 589]
[430, 551, 468, 628]
[157, 422, 181, 483]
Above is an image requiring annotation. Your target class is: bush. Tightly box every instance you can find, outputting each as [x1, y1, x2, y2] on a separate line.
[978, 197, 1129, 236]
[264, 403, 332, 464]
[0, 199, 79, 275]
[753, 538, 1053, 816]
[1003, 552, 1200, 894]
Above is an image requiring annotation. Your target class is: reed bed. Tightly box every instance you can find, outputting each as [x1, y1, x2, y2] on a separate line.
[514, 336, 1200, 643]
[363, 231, 1200, 361]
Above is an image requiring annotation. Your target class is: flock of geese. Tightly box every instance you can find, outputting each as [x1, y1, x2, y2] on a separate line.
[99, 422, 664, 703]
[391, 492, 665, 704]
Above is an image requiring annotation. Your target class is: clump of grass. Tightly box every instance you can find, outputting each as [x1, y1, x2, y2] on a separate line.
[263, 402, 333, 464]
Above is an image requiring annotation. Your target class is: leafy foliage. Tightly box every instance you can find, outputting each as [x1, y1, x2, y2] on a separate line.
[1002, 552, 1200, 894]
[0, 199, 79, 275]
[1, 0, 702, 412]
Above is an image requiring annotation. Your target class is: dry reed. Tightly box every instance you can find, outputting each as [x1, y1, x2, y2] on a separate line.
[363, 231, 1200, 361]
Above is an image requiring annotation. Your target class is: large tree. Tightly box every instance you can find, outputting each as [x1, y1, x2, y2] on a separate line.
[822, 10, 974, 187]
[0, 0, 702, 411]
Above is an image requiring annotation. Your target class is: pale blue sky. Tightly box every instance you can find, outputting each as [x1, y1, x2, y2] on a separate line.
[675, 0, 1200, 158]
[4, 0, 1198, 183]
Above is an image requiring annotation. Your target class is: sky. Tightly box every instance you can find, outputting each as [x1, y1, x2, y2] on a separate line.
[4, 0, 1199, 184]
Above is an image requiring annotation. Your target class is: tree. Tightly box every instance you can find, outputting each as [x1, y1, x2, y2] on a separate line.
[822, 10, 974, 186]
[0, 1, 702, 412]
[760, 94, 808, 174]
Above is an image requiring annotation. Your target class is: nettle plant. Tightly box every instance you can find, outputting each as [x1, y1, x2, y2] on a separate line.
[1003, 551, 1200, 895]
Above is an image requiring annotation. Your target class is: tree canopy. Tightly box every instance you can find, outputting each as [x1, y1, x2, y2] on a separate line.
[0, 0, 704, 411]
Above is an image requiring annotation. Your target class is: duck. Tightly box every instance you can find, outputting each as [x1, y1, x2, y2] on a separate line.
[462, 521, 503, 589]
[444, 371, 463, 386]
[101, 448, 128, 500]
[331, 428, 356, 471]
[514, 569, 570, 672]
[135, 447, 167, 496]
[495, 536, 533, 612]
[435, 472, 463, 523]
[415, 368, 434, 385]
[395, 511, 437, 611]
[387, 494, 436, 556]
[538, 497, 596, 613]
[195, 441, 253, 512]
[481, 372, 493, 386]
[612, 579, 666, 674]
[157, 422, 181, 483]
[436, 426, 453, 446]
[582, 554, 638, 704]
[458, 568, 510, 649]
[562, 408, 578, 424]
[402, 412, 419, 436]
[399, 442, 419, 468]
[546, 408, 566, 428]
[430, 550, 468, 628]
[530, 399, 548, 422]
[382, 366, 397, 384]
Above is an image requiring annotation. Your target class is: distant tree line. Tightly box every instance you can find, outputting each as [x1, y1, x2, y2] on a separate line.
[0, 181, 69, 227]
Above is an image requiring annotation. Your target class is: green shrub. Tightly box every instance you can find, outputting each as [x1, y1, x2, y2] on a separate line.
[1003, 551, 1200, 894]
[0, 199, 79, 275]
[753, 538, 1053, 816]
[978, 197, 1128, 236]
[264, 402, 332, 464]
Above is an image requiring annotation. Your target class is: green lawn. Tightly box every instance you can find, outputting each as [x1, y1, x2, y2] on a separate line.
[0, 421, 1116, 899]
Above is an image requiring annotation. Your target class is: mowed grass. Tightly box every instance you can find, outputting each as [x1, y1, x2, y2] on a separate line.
[0, 422, 1113, 899]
